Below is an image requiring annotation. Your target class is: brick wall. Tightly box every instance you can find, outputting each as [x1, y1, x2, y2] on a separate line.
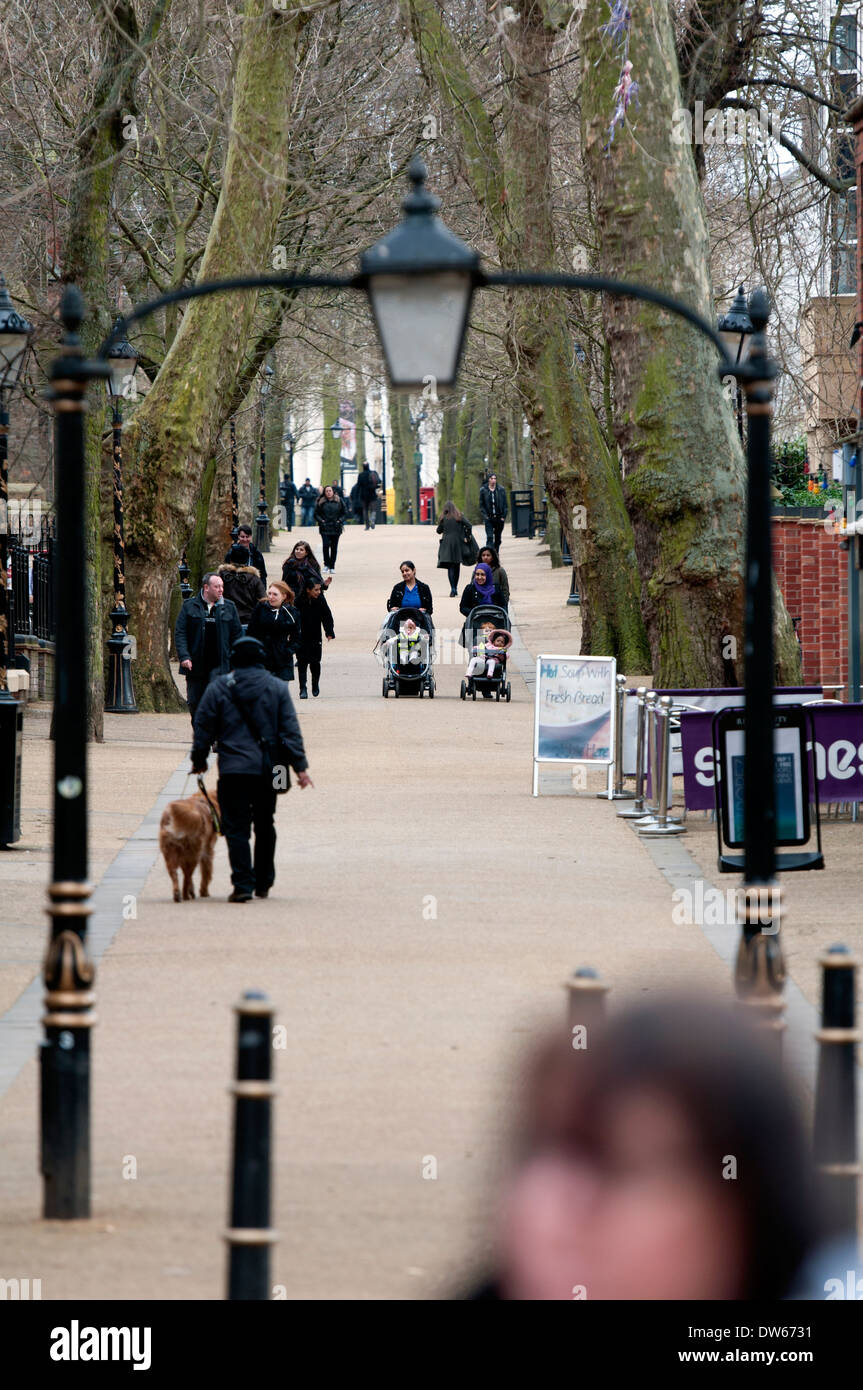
[771, 516, 847, 691]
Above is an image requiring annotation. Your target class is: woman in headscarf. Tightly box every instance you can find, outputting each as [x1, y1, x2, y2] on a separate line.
[459, 562, 506, 618]
[478, 544, 510, 609]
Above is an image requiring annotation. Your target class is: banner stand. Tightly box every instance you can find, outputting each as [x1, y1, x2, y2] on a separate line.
[533, 655, 616, 796]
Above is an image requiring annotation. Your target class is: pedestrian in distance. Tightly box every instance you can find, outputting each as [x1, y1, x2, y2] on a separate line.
[479, 473, 508, 551]
[282, 538, 332, 594]
[357, 462, 381, 530]
[279, 475, 298, 531]
[315, 484, 348, 573]
[218, 547, 267, 626]
[387, 560, 434, 614]
[478, 545, 510, 608]
[225, 523, 267, 584]
[298, 478, 317, 526]
[190, 635, 313, 903]
[174, 571, 243, 721]
[295, 578, 335, 698]
[246, 580, 301, 683]
[436, 500, 472, 596]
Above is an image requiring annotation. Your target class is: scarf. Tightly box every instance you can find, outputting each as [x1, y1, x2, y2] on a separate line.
[473, 565, 495, 602]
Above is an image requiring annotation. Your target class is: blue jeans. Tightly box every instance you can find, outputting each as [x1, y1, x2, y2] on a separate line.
[301, 504, 316, 526]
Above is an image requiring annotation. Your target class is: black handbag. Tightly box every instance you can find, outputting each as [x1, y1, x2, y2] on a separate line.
[226, 677, 293, 794]
[461, 524, 479, 565]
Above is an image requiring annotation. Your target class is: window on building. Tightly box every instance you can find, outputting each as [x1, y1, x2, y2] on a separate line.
[832, 15, 858, 70]
[833, 187, 858, 294]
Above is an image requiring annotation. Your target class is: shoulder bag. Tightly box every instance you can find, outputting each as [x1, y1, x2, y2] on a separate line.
[460, 522, 479, 566]
[226, 676, 292, 794]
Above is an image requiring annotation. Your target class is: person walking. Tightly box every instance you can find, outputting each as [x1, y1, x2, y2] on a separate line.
[247, 581, 301, 683]
[190, 635, 313, 903]
[174, 571, 243, 721]
[218, 547, 267, 627]
[295, 578, 335, 698]
[357, 462, 380, 530]
[225, 523, 267, 584]
[298, 479, 317, 526]
[478, 545, 510, 608]
[436, 500, 473, 596]
[479, 473, 508, 551]
[315, 484, 347, 573]
[279, 475, 298, 531]
[282, 539, 332, 593]
[387, 560, 433, 614]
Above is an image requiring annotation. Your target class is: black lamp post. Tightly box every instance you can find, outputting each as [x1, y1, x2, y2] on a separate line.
[365, 419, 388, 512]
[256, 365, 272, 553]
[718, 285, 752, 443]
[0, 273, 33, 698]
[229, 418, 239, 543]
[104, 322, 138, 714]
[284, 429, 294, 487]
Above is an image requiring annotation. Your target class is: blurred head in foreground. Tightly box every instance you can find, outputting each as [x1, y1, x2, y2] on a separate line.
[473, 996, 822, 1301]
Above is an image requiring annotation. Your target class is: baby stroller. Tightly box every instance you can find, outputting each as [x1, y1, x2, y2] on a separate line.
[378, 607, 436, 698]
[460, 604, 512, 703]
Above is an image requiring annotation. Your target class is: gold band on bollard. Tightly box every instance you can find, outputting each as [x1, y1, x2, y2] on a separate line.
[228, 1081, 279, 1099]
[814, 1027, 862, 1044]
[223, 1228, 280, 1246]
[42, 1011, 98, 1028]
[233, 997, 274, 1017]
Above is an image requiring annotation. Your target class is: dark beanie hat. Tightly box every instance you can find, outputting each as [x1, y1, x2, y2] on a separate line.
[227, 544, 250, 564]
[230, 636, 267, 668]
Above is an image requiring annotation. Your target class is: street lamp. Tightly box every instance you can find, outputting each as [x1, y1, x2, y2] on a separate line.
[104, 321, 138, 714]
[0, 273, 33, 699]
[718, 285, 752, 442]
[256, 364, 273, 553]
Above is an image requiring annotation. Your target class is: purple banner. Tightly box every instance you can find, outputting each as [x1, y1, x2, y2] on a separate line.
[679, 704, 863, 810]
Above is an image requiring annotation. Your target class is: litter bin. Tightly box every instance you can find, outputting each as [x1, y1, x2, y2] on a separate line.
[511, 489, 532, 538]
[0, 694, 23, 847]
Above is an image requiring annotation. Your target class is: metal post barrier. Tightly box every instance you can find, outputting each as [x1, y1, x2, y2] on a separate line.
[609, 676, 634, 800]
[565, 965, 610, 1041]
[225, 990, 278, 1300]
[813, 945, 860, 1240]
[632, 690, 659, 823]
[617, 687, 649, 818]
[639, 696, 686, 836]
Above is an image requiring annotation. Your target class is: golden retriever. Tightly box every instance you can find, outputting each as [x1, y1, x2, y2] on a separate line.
[159, 790, 219, 902]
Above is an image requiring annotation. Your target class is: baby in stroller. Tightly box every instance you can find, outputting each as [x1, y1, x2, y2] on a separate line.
[460, 603, 513, 702]
[377, 607, 436, 698]
[466, 622, 512, 679]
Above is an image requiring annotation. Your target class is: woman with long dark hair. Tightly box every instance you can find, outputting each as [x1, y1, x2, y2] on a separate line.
[282, 539, 331, 593]
[315, 484, 348, 573]
[478, 544, 510, 608]
[436, 500, 472, 597]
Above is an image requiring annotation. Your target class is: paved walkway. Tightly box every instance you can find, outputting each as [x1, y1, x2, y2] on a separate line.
[0, 522, 856, 1298]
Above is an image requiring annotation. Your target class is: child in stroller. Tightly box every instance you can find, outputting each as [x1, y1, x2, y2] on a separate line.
[378, 607, 436, 698]
[460, 604, 513, 702]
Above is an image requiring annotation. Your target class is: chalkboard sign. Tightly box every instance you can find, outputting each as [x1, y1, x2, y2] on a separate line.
[533, 655, 616, 793]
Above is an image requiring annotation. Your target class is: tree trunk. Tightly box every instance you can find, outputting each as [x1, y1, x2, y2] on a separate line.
[121, 1, 304, 710]
[580, 0, 799, 684]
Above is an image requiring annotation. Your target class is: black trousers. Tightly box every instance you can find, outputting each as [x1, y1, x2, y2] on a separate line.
[321, 534, 340, 568]
[362, 499, 377, 529]
[447, 563, 460, 592]
[217, 774, 278, 895]
[484, 518, 505, 550]
[185, 668, 219, 723]
[297, 642, 322, 691]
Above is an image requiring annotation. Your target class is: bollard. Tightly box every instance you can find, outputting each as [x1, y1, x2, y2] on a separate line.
[617, 687, 649, 819]
[225, 990, 278, 1300]
[599, 676, 634, 800]
[813, 945, 860, 1239]
[733, 885, 786, 1053]
[639, 697, 685, 836]
[565, 966, 610, 1042]
[631, 691, 659, 824]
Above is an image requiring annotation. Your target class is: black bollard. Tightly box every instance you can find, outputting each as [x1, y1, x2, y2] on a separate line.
[565, 966, 610, 1053]
[225, 990, 278, 1300]
[813, 945, 860, 1238]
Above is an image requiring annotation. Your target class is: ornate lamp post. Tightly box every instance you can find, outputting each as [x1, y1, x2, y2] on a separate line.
[0, 273, 33, 696]
[718, 285, 752, 443]
[365, 419, 388, 516]
[229, 418, 239, 543]
[255, 365, 272, 553]
[104, 322, 138, 713]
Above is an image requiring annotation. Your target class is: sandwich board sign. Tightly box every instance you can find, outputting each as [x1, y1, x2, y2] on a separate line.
[533, 655, 616, 795]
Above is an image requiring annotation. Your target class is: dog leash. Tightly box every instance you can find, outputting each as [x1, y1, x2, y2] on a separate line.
[196, 774, 223, 836]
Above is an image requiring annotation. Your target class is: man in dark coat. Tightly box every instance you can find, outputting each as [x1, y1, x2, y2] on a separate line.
[357, 462, 380, 531]
[279, 476, 298, 531]
[219, 549, 267, 626]
[190, 635, 313, 902]
[224, 524, 267, 583]
[298, 479, 317, 526]
[174, 572, 243, 721]
[479, 473, 508, 550]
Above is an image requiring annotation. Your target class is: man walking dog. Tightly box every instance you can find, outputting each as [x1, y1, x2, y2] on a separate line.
[190, 635, 313, 902]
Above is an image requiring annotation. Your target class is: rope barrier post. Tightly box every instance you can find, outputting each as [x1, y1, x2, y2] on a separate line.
[639, 696, 686, 836]
[617, 686, 648, 819]
[814, 945, 860, 1242]
[601, 675, 635, 801]
[632, 690, 659, 825]
[225, 990, 278, 1300]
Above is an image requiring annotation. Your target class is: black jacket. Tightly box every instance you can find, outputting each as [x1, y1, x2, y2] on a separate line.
[298, 483, 317, 505]
[296, 591, 335, 648]
[315, 496, 348, 536]
[479, 484, 508, 522]
[191, 665, 308, 779]
[436, 515, 470, 568]
[282, 557, 325, 597]
[459, 583, 507, 617]
[387, 579, 433, 614]
[246, 600, 302, 671]
[218, 563, 266, 624]
[357, 466, 379, 501]
[279, 478, 298, 504]
[224, 541, 267, 584]
[174, 593, 243, 677]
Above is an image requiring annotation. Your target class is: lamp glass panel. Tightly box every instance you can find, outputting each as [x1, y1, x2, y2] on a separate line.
[108, 358, 137, 396]
[368, 272, 471, 387]
[0, 332, 28, 385]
